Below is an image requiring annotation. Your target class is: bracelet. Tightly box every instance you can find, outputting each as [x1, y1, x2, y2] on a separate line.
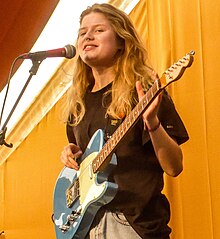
[148, 121, 161, 132]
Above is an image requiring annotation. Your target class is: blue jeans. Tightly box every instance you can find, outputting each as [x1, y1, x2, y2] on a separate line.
[86, 209, 142, 239]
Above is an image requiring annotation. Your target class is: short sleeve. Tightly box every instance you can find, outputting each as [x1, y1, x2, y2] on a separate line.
[142, 90, 189, 145]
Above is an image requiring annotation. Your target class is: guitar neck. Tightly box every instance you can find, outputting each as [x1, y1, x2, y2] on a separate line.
[91, 51, 195, 173]
[92, 79, 162, 173]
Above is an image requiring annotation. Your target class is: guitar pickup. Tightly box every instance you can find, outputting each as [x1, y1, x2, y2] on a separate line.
[66, 178, 80, 208]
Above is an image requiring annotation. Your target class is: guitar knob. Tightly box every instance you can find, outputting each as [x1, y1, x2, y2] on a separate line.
[59, 224, 70, 233]
[71, 206, 82, 216]
[76, 206, 82, 214]
[67, 214, 76, 222]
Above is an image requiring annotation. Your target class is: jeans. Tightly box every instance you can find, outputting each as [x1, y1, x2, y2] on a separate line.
[85, 209, 142, 239]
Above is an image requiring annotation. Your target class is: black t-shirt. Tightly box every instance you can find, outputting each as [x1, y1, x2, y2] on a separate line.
[66, 83, 189, 238]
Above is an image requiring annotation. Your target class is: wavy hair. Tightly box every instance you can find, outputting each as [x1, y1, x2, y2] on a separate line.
[65, 3, 153, 125]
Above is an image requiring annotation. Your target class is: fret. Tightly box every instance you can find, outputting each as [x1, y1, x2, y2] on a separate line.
[110, 138, 114, 149]
[104, 148, 108, 157]
[142, 97, 148, 108]
[124, 119, 128, 131]
[126, 118, 131, 128]
[109, 137, 115, 149]
[151, 87, 155, 99]
[92, 162, 96, 172]
[104, 143, 109, 156]
[130, 111, 135, 124]
[139, 100, 144, 112]
[94, 157, 99, 170]
[118, 124, 123, 141]
[97, 156, 102, 168]
[108, 140, 112, 152]
[134, 105, 140, 120]
[114, 128, 118, 144]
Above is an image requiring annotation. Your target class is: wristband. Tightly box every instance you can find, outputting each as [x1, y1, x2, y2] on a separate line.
[148, 121, 161, 132]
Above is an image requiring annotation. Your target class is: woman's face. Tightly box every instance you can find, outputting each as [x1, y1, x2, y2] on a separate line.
[77, 12, 121, 69]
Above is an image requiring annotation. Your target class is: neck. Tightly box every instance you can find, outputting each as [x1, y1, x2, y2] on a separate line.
[91, 66, 114, 92]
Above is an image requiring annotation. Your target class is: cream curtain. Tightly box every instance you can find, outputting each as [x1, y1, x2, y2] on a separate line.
[0, 0, 220, 238]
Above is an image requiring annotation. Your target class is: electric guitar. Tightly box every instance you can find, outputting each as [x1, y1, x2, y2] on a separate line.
[53, 51, 195, 239]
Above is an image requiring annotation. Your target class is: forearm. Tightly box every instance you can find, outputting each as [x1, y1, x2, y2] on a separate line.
[146, 117, 183, 177]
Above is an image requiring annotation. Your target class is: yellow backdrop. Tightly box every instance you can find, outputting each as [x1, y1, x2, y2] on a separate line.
[1, 0, 220, 238]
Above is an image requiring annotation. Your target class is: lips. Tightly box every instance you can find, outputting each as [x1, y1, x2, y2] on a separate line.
[83, 44, 98, 50]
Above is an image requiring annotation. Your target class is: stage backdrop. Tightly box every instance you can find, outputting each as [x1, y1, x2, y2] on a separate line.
[0, 0, 220, 238]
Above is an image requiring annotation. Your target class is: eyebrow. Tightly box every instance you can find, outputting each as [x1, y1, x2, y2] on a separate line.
[78, 24, 107, 32]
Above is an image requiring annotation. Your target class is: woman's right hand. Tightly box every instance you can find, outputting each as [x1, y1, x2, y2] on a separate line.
[60, 143, 83, 170]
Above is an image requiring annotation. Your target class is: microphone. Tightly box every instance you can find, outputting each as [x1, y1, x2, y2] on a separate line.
[18, 44, 76, 60]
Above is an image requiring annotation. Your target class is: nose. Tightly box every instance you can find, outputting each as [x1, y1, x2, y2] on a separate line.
[86, 36, 92, 41]
[84, 30, 94, 41]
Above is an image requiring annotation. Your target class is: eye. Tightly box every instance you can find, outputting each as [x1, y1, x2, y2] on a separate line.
[79, 32, 86, 37]
[95, 29, 104, 33]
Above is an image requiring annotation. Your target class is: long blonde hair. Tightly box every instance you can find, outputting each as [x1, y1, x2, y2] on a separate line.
[66, 3, 153, 125]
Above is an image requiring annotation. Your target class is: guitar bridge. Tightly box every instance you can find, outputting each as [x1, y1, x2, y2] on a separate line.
[66, 178, 80, 208]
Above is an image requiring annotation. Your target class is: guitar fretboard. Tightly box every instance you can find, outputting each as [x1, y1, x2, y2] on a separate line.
[92, 79, 162, 173]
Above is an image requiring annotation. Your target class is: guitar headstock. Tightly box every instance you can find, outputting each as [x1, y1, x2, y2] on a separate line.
[160, 51, 195, 88]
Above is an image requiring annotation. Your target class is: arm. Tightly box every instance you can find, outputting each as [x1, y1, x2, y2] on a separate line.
[136, 78, 183, 177]
[146, 116, 183, 177]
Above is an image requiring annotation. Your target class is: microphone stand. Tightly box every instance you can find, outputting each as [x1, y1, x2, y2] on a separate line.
[0, 57, 45, 148]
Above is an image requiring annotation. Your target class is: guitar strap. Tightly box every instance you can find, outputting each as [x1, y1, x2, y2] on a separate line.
[103, 114, 123, 142]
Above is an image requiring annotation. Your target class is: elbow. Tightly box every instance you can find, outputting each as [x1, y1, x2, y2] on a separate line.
[166, 151, 183, 177]
[168, 165, 183, 177]
[164, 162, 183, 177]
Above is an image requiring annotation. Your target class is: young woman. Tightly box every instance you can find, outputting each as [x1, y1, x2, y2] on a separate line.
[60, 3, 189, 239]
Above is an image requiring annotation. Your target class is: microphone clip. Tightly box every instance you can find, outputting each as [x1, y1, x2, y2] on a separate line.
[29, 57, 44, 75]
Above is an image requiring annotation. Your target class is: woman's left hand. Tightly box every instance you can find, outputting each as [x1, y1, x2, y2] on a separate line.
[135, 71, 162, 130]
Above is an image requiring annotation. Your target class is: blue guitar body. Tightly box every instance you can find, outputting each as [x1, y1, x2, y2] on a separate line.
[53, 129, 118, 239]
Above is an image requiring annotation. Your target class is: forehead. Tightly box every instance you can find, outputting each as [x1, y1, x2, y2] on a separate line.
[80, 12, 111, 28]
